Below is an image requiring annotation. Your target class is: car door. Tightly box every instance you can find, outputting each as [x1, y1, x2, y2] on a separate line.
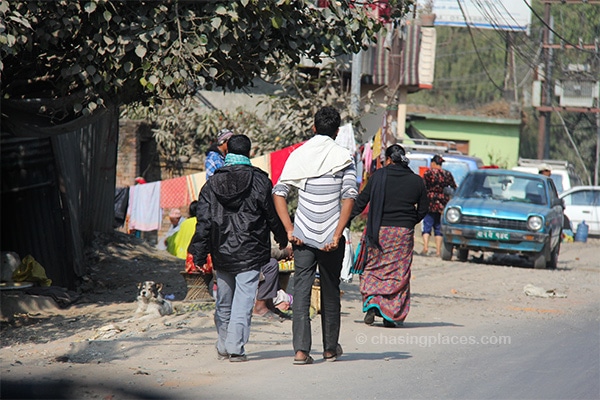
[562, 188, 600, 235]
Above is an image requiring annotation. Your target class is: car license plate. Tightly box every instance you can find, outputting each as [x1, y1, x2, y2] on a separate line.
[476, 231, 510, 241]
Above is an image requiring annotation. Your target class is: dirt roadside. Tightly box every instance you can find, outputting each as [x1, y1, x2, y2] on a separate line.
[1, 231, 599, 398]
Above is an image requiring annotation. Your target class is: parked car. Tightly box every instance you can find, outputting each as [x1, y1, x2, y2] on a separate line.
[511, 158, 583, 193]
[441, 169, 564, 269]
[406, 151, 484, 186]
[559, 186, 600, 236]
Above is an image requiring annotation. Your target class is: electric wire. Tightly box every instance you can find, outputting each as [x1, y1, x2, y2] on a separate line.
[456, 0, 505, 92]
[523, 0, 599, 55]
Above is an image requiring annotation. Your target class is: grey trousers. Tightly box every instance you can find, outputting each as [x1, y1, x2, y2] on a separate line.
[214, 268, 260, 356]
[256, 258, 279, 300]
[291, 237, 345, 355]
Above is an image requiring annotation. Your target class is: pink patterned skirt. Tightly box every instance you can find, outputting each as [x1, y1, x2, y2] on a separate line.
[360, 226, 413, 322]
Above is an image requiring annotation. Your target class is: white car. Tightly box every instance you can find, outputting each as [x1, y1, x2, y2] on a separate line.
[512, 158, 583, 193]
[559, 186, 600, 236]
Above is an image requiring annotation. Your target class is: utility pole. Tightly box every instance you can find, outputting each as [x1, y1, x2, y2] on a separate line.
[535, 0, 600, 173]
[537, 3, 552, 159]
[351, 51, 362, 118]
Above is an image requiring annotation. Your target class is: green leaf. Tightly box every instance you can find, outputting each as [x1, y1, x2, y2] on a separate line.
[124, 61, 133, 73]
[211, 17, 221, 30]
[215, 6, 227, 15]
[139, 77, 147, 86]
[271, 16, 283, 29]
[148, 75, 158, 85]
[103, 10, 112, 22]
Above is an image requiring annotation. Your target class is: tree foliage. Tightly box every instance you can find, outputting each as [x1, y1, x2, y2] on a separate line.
[0, 0, 412, 121]
[131, 61, 377, 175]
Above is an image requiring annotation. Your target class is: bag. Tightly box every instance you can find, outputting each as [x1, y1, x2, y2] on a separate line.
[185, 253, 213, 275]
[350, 228, 368, 275]
[340, 228, 354, 282]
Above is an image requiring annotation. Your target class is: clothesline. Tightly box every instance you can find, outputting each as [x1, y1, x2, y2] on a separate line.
[124, 123, 360, 232]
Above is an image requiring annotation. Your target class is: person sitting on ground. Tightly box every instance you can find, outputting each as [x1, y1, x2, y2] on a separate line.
[157, 208, 185, 251]
[167, 201, 198, 259]
[253, 244, 294, 319]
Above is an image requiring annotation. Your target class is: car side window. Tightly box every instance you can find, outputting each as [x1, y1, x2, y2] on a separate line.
[547, 180, 559, 205]
[571, 190, 592, 206]
[549, 174, 564, 193]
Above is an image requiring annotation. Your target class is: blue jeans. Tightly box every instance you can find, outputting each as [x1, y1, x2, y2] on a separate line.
[291, 238, 345, 355]
[214, 269, 260, 356]
[422, 212, 442, 236]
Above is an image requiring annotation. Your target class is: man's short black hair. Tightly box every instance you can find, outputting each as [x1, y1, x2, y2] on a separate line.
[189, 200, 198, 216]
[227, 134, 251, 157]
[314, 106, 341, 137]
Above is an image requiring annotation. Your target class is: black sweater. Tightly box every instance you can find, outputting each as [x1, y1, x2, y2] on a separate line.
[351, 164, 429, 229]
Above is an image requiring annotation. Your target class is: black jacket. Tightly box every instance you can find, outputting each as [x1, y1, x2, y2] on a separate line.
[188, 164, 288, 274]
[351, 164, 429, 232]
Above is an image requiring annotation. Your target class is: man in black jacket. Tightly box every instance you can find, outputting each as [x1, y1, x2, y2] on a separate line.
[188, 134, 288, 362]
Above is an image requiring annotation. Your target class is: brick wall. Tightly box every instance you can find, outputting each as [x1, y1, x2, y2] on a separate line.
[115, 119, 202, 247]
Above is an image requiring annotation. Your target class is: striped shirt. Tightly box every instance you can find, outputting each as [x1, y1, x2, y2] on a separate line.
[273, 164, 357, 249]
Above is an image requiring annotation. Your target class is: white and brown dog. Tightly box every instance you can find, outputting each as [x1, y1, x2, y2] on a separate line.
[132, 281, 173, 320]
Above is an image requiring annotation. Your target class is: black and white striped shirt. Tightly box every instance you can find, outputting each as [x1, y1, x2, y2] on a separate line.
[273, 164, 357, 249]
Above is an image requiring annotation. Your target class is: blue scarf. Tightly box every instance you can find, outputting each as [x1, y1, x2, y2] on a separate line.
[225, 153, 252, 166]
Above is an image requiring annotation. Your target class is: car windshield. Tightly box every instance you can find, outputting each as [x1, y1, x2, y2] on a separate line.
[457, 174, 548, 205]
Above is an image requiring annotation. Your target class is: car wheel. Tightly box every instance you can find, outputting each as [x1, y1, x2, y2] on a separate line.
[532, 252, 546, 269]
[441, 241, 453, 261]
[546, 240, 560, 269]
[457, 248, 469, 262]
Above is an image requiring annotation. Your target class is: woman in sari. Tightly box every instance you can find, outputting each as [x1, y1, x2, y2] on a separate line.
[350, 144, 428, 327]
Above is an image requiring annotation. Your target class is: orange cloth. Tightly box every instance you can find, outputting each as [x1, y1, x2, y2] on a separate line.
[160, 177, 189, 208]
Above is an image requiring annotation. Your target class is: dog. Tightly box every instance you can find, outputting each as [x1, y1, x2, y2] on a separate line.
[132, 281, 173, 320]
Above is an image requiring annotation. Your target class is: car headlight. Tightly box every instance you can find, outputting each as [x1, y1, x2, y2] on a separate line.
[446, 207, 461, 224]
[527, 215, 543, 231]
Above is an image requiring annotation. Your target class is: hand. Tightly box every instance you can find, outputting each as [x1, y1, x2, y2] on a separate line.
[285, 245, 294, 260]
[321, 235, 340, 252]
[287, 231, 303, 246]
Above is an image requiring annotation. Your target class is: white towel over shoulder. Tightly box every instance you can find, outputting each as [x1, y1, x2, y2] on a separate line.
[278, 135, 352, 190]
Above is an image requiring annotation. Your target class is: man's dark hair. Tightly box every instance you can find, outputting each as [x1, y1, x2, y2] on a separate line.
[314, 106, 341, 137]
[226, 134, 251, 157]
[189, 200, 198, 216]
